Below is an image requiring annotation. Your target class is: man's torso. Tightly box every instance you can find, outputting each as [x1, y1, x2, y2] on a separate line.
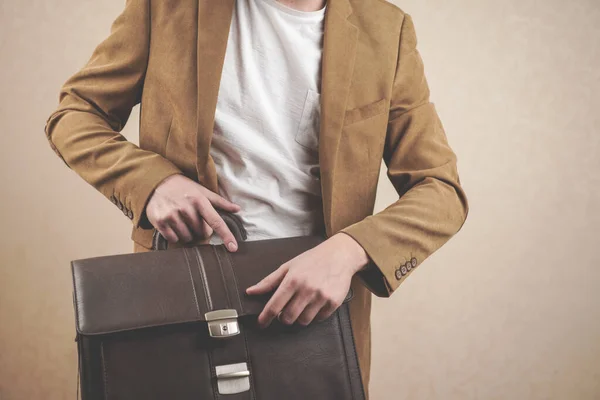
[209, 0, 327, 244]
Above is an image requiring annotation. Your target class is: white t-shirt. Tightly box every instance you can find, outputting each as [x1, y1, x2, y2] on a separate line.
[209, 0, 327, 244]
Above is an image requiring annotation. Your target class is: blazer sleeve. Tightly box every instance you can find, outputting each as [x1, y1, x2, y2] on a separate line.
[44, 0, 184, 230]
[339, 13, 469, 297]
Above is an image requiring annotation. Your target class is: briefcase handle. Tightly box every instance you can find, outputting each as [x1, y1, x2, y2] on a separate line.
[151, 209, 248, 251]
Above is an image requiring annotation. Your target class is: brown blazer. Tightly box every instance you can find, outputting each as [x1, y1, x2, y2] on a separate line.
[44, 0, 469, 396]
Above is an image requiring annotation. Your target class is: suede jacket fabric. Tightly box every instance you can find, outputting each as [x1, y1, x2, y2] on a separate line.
[44, 0, 470, 396]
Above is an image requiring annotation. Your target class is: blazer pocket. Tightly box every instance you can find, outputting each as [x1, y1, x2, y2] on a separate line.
[343, 97, 388, 126]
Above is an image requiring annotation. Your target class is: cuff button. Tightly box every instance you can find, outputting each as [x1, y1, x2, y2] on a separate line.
[411, 257, 417, 268]
[400, 265, 408, 276]
[395, 268, 403, 280]
[405, 261, 412, 271]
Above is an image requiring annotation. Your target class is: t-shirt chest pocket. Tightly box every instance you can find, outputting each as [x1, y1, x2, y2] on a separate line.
[294, 89, 321, 152]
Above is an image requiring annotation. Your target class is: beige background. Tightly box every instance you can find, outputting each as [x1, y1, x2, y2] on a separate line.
[1, 0, 599, 399]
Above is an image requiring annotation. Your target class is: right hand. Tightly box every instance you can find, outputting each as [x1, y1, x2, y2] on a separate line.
[145, 174, 242, 251]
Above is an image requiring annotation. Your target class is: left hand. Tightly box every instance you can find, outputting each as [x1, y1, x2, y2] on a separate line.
[245, 232, 370, 328]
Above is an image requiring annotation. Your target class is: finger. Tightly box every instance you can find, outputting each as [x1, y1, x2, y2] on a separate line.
[195, 199, 238, 251]
[257, 279, 295, 328]
[246, 264, 288, 295]
[278, 291, 314, 326]
[179, 203, 205, 240]
[170, 216, 194, 244]
[199, 219, 213, 239]
[296, 301, 324, 326]
[199, 187, 242, 212]
[313, 302, 339, 323]
[157, 223, 179, 244]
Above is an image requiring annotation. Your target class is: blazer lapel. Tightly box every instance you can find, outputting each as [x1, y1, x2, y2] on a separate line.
[319, 0, 358, 236]
[193, 0, 359, 238]
[195, 0, 236, 191]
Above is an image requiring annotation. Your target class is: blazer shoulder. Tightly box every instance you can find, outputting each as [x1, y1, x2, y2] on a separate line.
[371, 0, 407, 16]
[349, 0, 407, 30]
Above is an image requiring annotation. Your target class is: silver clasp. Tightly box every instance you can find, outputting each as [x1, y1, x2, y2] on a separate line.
[205, 309, 240, 338]
[215, 362, 251, 394]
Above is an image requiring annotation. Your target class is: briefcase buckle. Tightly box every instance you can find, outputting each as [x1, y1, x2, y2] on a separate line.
[205, 309, 240, 338]
[215, 362, 251, 394]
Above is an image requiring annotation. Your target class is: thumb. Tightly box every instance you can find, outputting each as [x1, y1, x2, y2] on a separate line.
[246, 265, 288, 295]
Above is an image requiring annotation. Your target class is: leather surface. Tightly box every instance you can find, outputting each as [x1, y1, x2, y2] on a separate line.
[72, 212, 364, 399]
[72, 235, 353, 336]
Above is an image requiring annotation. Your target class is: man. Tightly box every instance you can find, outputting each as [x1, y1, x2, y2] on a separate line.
[44, 0, 469, 397]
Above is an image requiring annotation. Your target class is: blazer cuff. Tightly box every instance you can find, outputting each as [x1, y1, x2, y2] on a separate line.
[339, 218, 398, 298]
[128, 161, 184, 230]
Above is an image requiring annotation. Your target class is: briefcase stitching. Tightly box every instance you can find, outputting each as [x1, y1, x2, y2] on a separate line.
[239, 324, 257, 400]
[337, 306, 367, 399]
[100, 342, 109, 400]
[183, 248, 202, 317]
[193, 247, 214, 311]
[212, 245, 233, 309]
[223, 247, 245, 314]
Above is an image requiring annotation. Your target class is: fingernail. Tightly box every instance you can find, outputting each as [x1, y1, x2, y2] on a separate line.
[227, 241, 237, 251]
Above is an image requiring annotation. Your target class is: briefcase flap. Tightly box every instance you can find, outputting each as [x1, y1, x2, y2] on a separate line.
[72, 235, 354, 336]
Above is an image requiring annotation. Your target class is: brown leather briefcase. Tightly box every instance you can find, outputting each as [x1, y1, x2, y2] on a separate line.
[71, 210, 366, 399]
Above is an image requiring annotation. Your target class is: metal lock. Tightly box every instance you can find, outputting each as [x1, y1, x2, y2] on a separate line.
[205, 309, 240, 338]
[215, 362, 251, 394]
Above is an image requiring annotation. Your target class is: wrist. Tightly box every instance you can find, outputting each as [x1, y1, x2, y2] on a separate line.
[334, 232, 370, 274]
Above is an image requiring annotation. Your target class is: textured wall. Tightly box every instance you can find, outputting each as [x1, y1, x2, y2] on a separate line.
[1, 0, 599, 399]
